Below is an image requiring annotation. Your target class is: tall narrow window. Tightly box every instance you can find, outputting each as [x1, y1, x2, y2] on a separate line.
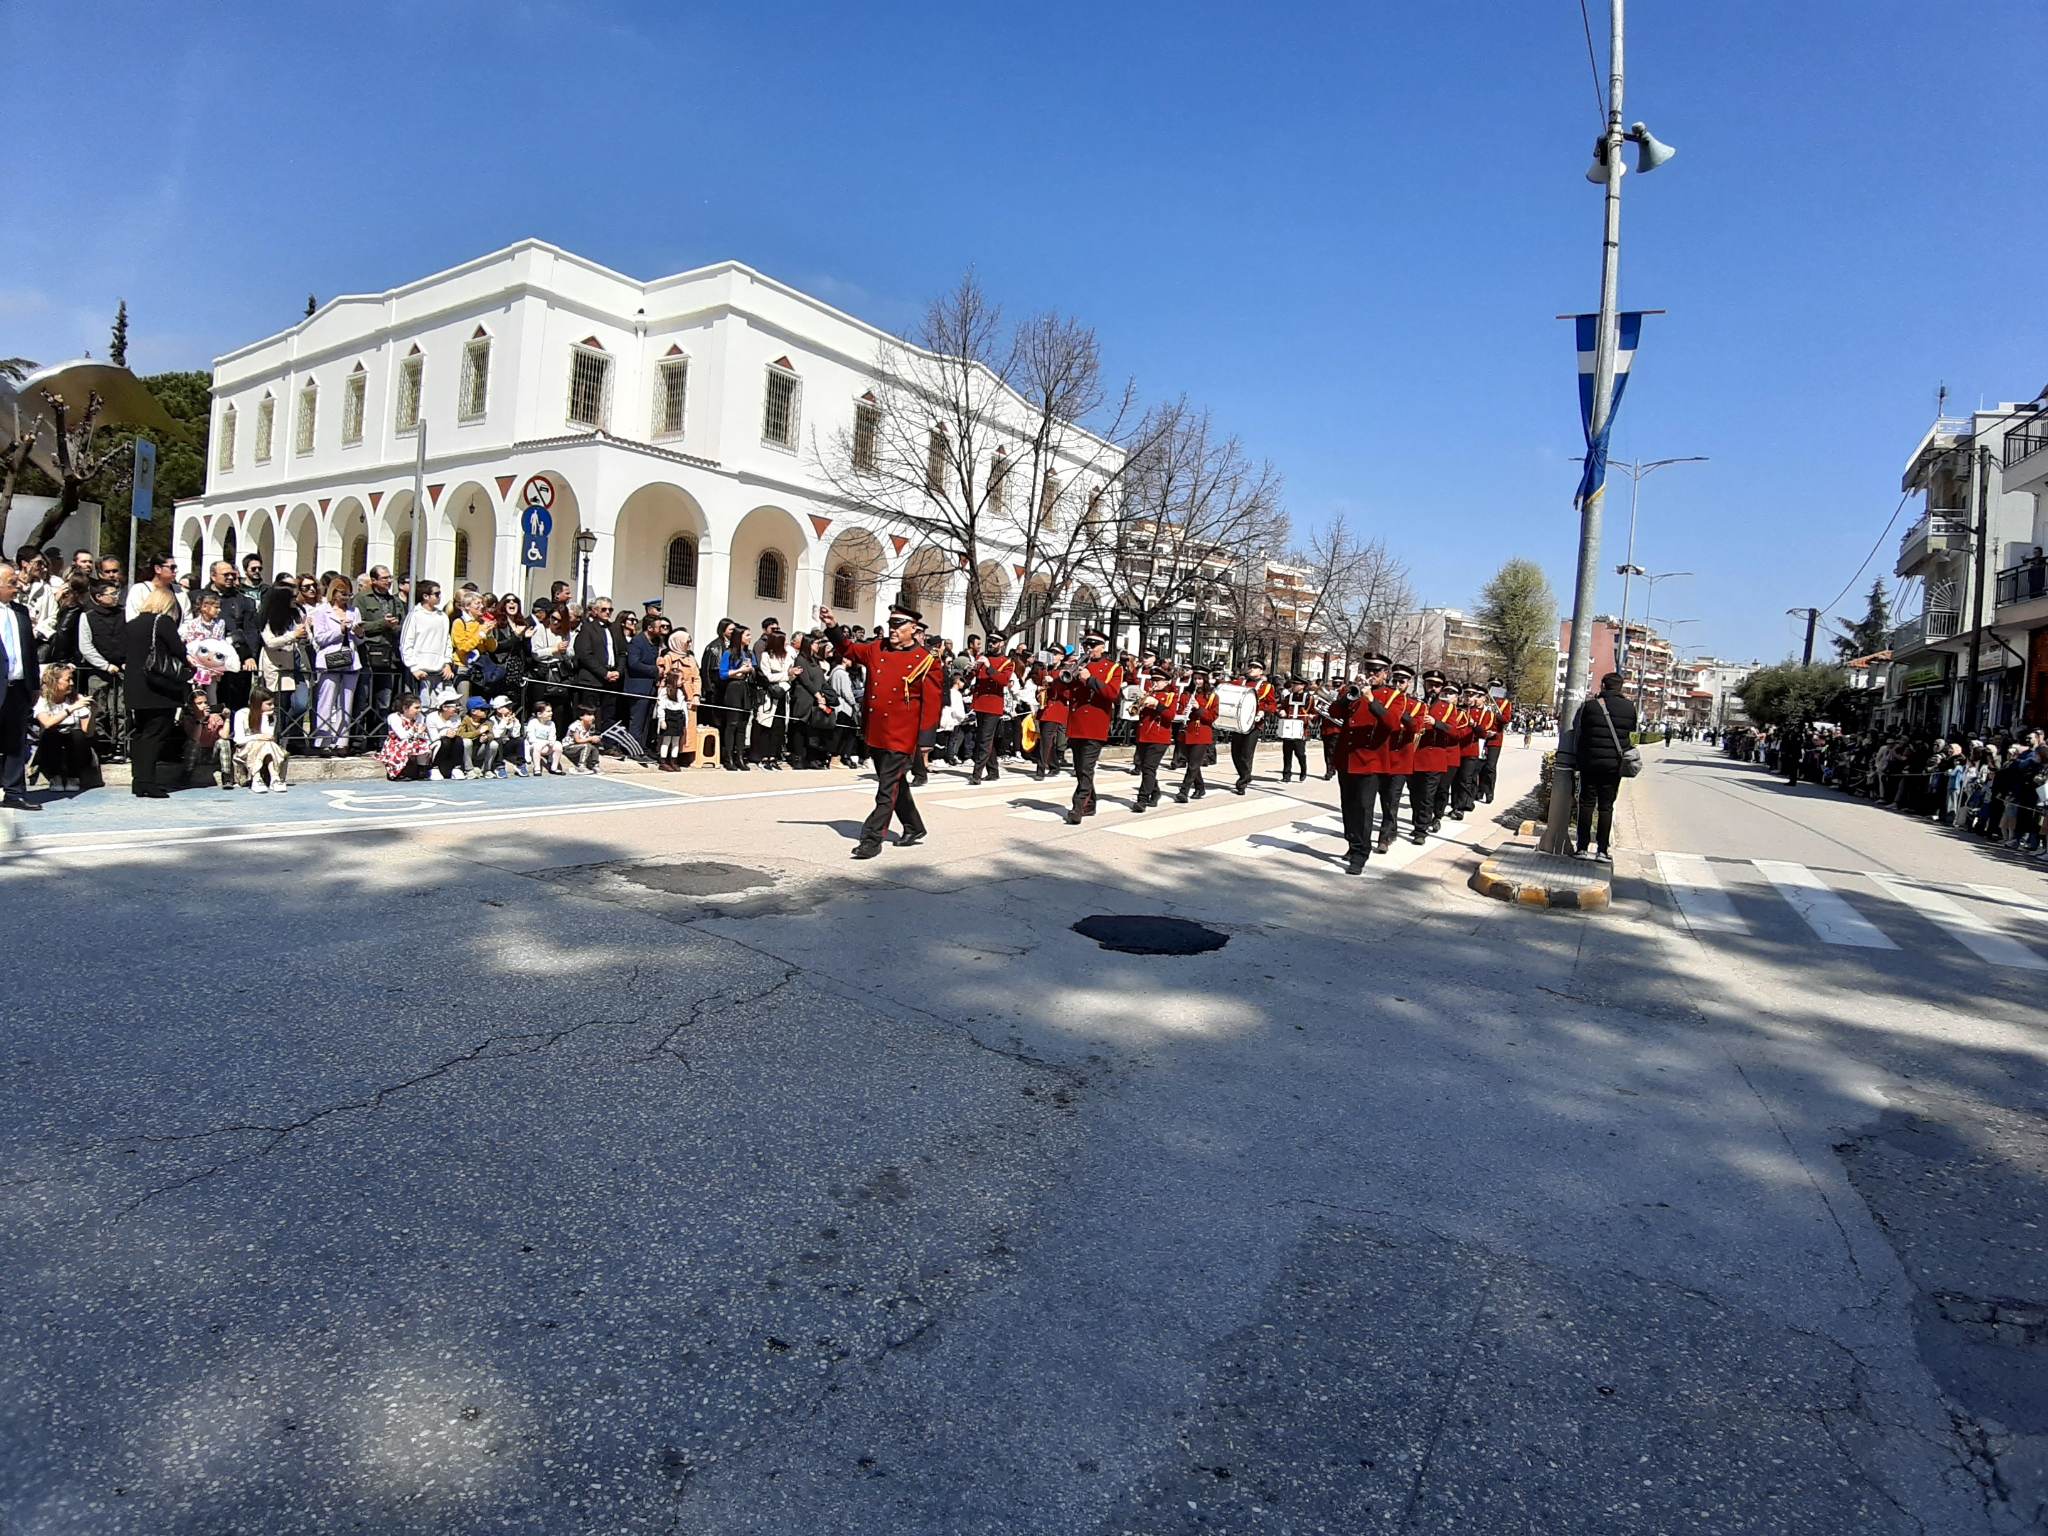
[216, 404, 237, 471]
[294, 380, 318, 456]
[459, 332, 491, 422]
[762, 362, 799, 449]
[568, 341, 612, 430]
[1039, 469, 1061, 529]
[852, 400, 881, 472]
[395, 349, 423, 433]
[453, 530, 470, 581]
[989, 448, 1009, 512]
[341, 366, 365, 445]
[347, 534, 367, 576]
[254, 394, 275, 464]
[665, 535, 698, 587]
[755, 549, 785, 600]
[832, 565, 858, 609]
[653, 356, 689, 439]
[926, 426, 948, 490]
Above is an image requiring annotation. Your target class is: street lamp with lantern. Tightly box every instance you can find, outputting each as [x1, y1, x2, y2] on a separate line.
[575, 526, 598, 609]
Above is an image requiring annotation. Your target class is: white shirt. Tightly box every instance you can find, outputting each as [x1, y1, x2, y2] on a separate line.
[524, 717, 559, 747]
[0, 603, 24, 683]
[124, 582, 186, 621]
[24, 579, 58, 640]
[399, 605, 453, 673]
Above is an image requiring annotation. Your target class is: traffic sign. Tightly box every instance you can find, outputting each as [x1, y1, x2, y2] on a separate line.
[521, 503, 554, 540]
[521, 474, 556, 511]
[523, 532, 550, 569]
[131, 438, 156, 523]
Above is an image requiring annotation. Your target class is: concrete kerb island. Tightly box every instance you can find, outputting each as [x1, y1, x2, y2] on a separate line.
[1470, 837, 1613, 911]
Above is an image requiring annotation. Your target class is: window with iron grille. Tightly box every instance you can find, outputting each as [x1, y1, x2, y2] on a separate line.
[762, 366, 799, 449]
[454, 530, 470, 581]
[254, 395, 274, 464]
[652, 358, 688, 439]
[395, 353, 423, 434]
[295, 381, 318, 455]
[852, 401, 881, 472]
[927, 426, 948, 490]
[756, 549, 785, 600]
[832, 564, 858, 609]
[347, 534, 367, 576]
[459, 336, 491, 422]
[665, 535, 698, 587]
[341, 368, 365, 445]
[1039, 470, 1060, 529]
[989, 450, 1009, 512]
[216, 405, 237, 471]
[568, 345, 612, 430]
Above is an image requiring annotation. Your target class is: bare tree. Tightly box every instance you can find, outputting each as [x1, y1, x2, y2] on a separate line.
[1258, 516, 1372, 675]
[1090, 397, 1285, 657]
[4, 388, 116, 545]
[812, 272, 1144, 640]
[1326, 538, 1415, 672]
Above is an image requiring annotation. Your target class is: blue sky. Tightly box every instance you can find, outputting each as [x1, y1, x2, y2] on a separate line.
[6, 0, 2044, 663]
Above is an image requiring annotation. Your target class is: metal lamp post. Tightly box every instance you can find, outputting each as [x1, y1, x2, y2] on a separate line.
[1652, 618, 1699, 723]
[1633, 569, 1690, 708]
[575, 527, 598, 610]
[1609, 454, 1706, 676]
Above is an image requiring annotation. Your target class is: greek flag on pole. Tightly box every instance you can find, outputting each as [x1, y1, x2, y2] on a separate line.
[1574, 311, 1646, 509]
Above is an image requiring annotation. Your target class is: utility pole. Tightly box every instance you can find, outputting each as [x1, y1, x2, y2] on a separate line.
[1542, 0, 1628, 856]
[1788, 606, 1818, 665]
[1963, 441, 1991, 732]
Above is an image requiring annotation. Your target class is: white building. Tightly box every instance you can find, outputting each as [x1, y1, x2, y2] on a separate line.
[176, 240, 1115, 645]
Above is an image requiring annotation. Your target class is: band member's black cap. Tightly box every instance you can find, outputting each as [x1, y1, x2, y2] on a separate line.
[1421, 669, 1447, 685]
[1389, 662, 1416, 678]
[887, 606, 922, 626]
[1488, 677, 1505, 689]
[1080, 629, 1108, 646]
[1360, 653, 1392, 671]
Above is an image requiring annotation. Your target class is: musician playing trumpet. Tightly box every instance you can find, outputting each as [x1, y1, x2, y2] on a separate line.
[1333, 652, 1418, 873]
[1174, 668, 1222, 803]
[1055, 629, 1122, 825]
[1131, 668, 1179, 812]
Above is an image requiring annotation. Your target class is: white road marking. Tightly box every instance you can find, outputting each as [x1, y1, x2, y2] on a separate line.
[1753, 861, 1897, 949]
[1654, 852, 1750, 938]
[1867, 874, 2048, 972]
[1227, 814, 1345, 856]
[1111, 795, 1293, 840]
[1968, 883, 2048, 921]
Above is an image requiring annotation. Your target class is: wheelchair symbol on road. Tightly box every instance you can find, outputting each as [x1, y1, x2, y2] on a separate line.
[321, 789, 457, 814]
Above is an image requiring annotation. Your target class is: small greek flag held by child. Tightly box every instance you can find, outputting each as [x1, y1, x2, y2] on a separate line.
[600, 722, 651, 762]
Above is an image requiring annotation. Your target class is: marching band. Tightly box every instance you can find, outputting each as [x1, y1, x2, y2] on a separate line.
[818, 603, 1516, 869]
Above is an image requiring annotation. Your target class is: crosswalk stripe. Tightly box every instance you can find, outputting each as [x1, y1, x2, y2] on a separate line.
[1867, 874, 2048, 971]
[1654, 852, 1750, 937]
[921, 777, 1046, 804]
[1968, 883, 2048, 922]
[1110, 794, 1291, 840]
[1753, 861, 1898, 949]
[1227, 815, 1346, 857]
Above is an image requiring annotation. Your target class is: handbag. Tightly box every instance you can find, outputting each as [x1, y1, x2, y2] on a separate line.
[145, 617, 190, 690]
[1593, 697, 1642, 778]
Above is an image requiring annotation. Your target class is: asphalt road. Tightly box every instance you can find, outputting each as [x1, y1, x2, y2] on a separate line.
[3, 738, 2043, 1533]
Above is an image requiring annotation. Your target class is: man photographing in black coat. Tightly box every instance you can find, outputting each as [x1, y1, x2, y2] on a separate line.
[0, 562, 43, 810]
[1572, 670, 1638, 862]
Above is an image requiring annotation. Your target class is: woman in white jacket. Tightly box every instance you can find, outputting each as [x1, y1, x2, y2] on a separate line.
[400, 581, 455, 705]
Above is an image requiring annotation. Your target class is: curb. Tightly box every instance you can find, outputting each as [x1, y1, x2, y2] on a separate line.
[1469, 852, 1611, 912]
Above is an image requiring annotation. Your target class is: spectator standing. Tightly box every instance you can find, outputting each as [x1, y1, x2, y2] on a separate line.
[305, 577, 362, 753]
[77, 579, 129, 717]
[123, 586, 187, 799]
[204, 560, 260, 714]
[449, 591, 497, 694]
[124, 553, 186, 621]
[257, 582, 311, 745]
[787, 631, 830, 769]
[623, 614, 664, 749]
[400, 581, 456, 706]
[826, 641, 863, 768]
[1572, 670, 1638, 861]
[570, 597, 623, 732]
[0, 563, 45, 810]
[717, 624, 756, 770]
[752, 625, 791, 768]
[354, 566, 406, 723]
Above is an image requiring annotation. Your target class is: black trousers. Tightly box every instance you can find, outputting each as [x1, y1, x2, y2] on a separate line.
[720, 685, 751, 767]
[1576, 771, 1620, 853]
[973, 710, 1005, 777]
[861, 749, 926, 846]
[1410, 770, 1445, 832]
[0, 681, 29, 795]
[1036, 720, 1066, 775]
[1477, 747, 1499, 802]
[1135, 741, 1168, 805]
[1178, 742, 1213, 797]
[1452, 756, 1481, 812]
[1339, 770, 1401, 856]
[1321, 736, 1339, 778]
[1069, 738, 1104, 813]
[1229, 732, 1258, 788]
[129, 706, 180, 792]
[1280, 738, 1308, 780]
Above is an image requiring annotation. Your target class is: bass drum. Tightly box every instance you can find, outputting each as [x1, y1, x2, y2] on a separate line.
[1214, 682, 1260, 735]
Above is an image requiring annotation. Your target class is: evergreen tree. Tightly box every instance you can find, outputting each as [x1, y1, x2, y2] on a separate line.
[109, 299, 129, 367]
[1476, 557, 1559, 705]
[1831, 579, 1891, 660]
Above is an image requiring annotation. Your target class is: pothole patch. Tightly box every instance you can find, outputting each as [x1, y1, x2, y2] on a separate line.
[611, 860, 776, 898]
[1071, 914, 1229, 956]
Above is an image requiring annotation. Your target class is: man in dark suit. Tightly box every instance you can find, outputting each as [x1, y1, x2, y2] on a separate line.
[571, 596, 623, 732]
[0, 561, 43, 810]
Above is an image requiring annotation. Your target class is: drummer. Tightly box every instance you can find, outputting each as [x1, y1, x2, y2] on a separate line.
[1224, 661, 1279, 796]
[1276, 674, 1313, 783]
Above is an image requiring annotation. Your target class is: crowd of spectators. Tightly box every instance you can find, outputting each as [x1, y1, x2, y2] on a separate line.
[6, 543, 1071, 800]
[1726, 721, 2048, 853]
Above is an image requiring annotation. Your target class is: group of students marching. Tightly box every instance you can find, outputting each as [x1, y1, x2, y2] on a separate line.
[821, 600, 1513, 872]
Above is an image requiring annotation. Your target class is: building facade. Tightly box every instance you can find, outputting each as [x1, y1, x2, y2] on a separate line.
[176, 240, 1115, 646]
[1555, 614, 1680, 721]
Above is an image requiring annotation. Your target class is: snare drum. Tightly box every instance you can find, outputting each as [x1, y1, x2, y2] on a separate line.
[1277, 717, 1306, 741]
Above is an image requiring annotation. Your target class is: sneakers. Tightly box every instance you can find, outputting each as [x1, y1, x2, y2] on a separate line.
[273, 779, 288, 793]
[451, 768, 468, 780]
[250, 781, 269, 795]
[430, 768, 446, 780]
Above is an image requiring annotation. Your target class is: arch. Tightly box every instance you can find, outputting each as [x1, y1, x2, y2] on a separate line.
[725, 503, 808, 635]
[330, 496, 369, 581]
[1017, 572, 1053, 647]
[1068, 582, 1102, 647]
[969, 558, 1011, 631]
[439, 480, 498, 593]
[896, 543, 954, 617]
[281, 503, 319, 578]
[203, 511, 238, 574]
[612, 480, 710, 643]
[173, 510, 206, 582]
[503, 469, 584, 600]
[248, 508, 276, 577]
[823, 526, 887, 628]
[378, 489, 417, 582]
[755, 549, 786, 601]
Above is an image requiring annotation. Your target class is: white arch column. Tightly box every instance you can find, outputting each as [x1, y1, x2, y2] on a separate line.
[200, 518, 224, 571]
[494, 524, 524, 597]
[314, 506, 345, 577]
[366, 495, 396, 573]
[696, 544, 731, 623]
[792, 545, 825, 631]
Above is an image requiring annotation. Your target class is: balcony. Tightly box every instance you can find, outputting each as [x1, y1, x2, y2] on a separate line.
[2005, 417, 2048, 493]
[1895, 512, 1971, 576]
[1996, 558, 2048, 611]
[1887, 609, 1962, 655]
